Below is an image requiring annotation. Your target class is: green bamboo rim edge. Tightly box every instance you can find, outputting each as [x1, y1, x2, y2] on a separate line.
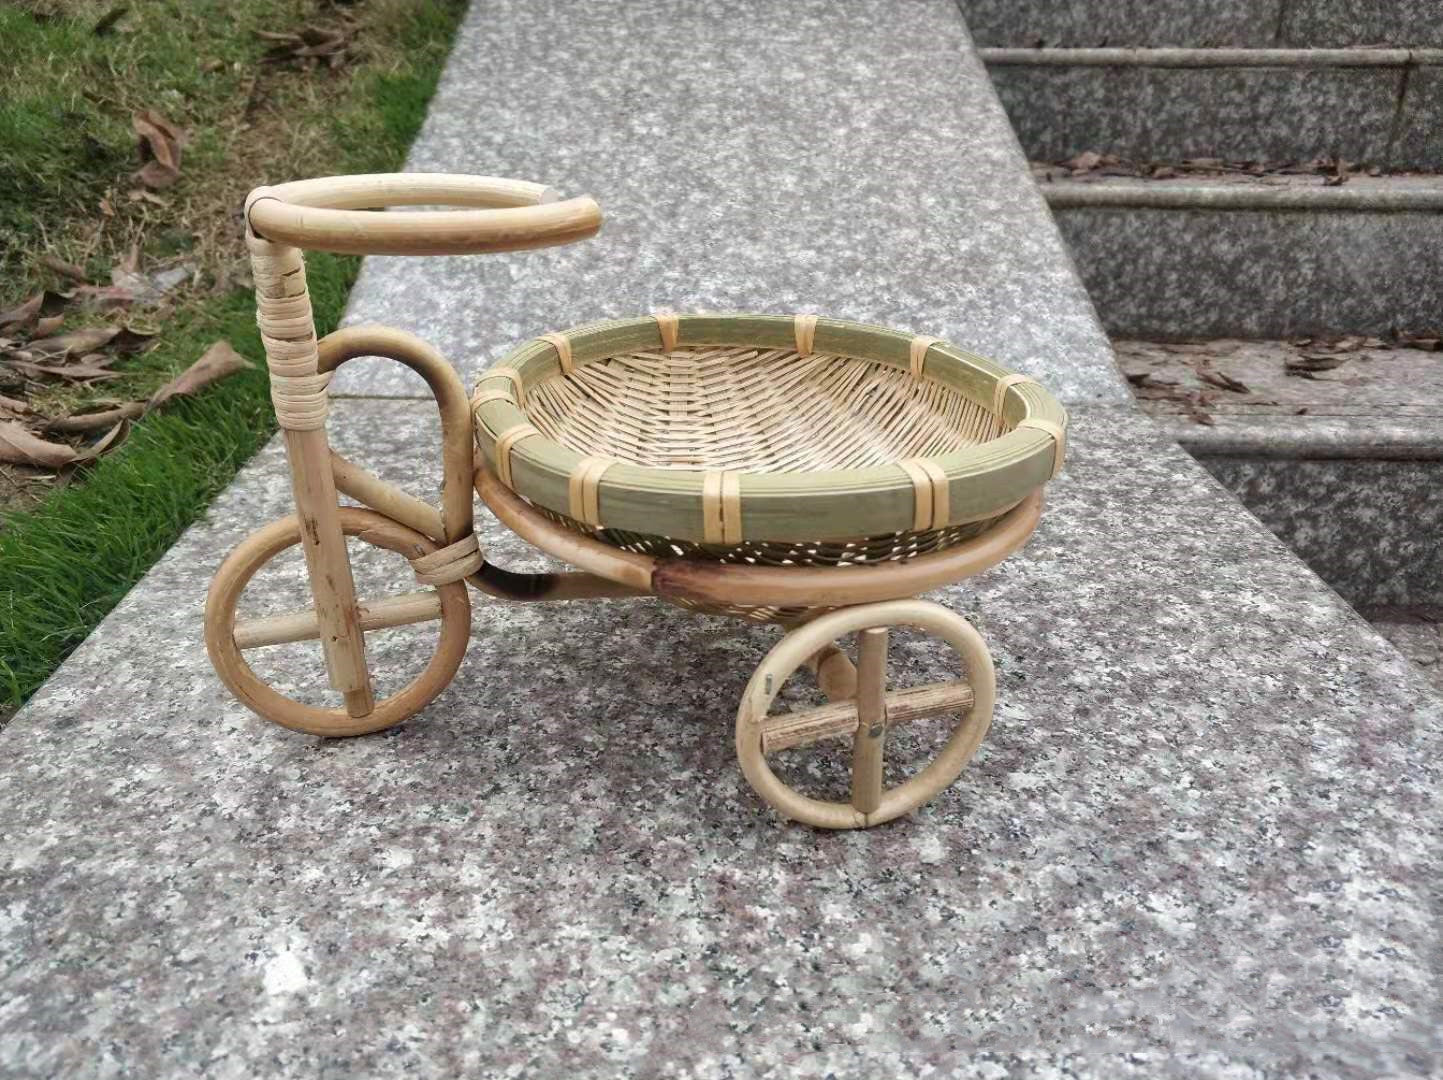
[472, 314, 1068, 543]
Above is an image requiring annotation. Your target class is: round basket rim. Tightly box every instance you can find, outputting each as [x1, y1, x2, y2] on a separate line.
[472, 313, 1067, 544]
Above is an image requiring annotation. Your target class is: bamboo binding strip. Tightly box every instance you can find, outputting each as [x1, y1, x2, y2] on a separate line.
[794, 314, 818, 356]
[910, 335, 940, 379]
[898, 458, 950, 531]
[568, 455, 613, 526]
[541, 332, 573, 375]
[653, 312, 679, 351]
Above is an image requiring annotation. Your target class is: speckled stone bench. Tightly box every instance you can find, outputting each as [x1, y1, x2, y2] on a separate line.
[2, 2, 1438, 1076]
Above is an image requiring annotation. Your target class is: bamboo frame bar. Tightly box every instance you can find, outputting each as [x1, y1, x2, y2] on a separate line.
[246, 173, 601, 256]
[761, 680, 976, 753]
[235, 591, 445, 649]
[247, 231, 374, 718]
[850, 628, 889, 813]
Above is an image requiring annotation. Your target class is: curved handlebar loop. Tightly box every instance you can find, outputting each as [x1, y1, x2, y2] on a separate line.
[244, 173, 602, 256]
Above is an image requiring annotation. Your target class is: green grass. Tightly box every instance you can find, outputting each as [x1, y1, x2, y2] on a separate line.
[0, 0, 466, 708]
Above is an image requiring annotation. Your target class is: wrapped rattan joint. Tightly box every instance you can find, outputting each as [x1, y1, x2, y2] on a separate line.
[702, 470, 743, 545]
[269, 371, 333, 431]
[470, 387, 514, 412]
[411, 533, 484, 586]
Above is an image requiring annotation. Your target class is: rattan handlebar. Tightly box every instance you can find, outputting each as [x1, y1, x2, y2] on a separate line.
[244, 173, 602, 255]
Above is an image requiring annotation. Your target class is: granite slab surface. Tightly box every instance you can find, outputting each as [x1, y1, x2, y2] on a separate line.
[327, 0, 1126, 407]
[2, 400, 1440, 1078]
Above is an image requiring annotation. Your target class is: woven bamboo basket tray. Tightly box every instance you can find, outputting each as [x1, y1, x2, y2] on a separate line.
[472, 313, 1066, 619]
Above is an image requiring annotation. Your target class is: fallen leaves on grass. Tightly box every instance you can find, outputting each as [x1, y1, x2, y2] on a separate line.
[258, 20, 356, 68]
[26, 325, 143, 358]
[0, 330, 250, 469]
[132, 110, 185, 190]
[46, 402, 146, 433]
[0, 422, 81, 468]
[0, 394, 31, 418]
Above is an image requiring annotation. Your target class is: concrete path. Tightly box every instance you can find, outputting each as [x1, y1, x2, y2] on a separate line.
[3, 2, 1439, 1076]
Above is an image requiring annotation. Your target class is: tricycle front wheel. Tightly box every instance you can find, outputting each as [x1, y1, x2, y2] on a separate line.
[205, 507, 471, 737]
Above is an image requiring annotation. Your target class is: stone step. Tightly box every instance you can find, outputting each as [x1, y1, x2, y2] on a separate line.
[961, 0, 1442, 48]
[980, 46, 1442, 169]
[1115, 336, 1443, 609]
[1040, 173, 1443, 338]
[1368, 610, 1443, 695]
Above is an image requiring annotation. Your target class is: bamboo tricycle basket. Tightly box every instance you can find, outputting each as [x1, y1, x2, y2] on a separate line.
[205, 173, 1068, 829]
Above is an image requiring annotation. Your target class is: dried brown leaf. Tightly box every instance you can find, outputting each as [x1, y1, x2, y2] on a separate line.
[1395, 331, 1442, 351]
[0, 291, 70, 333]
[33, 315, 64, 337]
[0, 393, 30, 417]
[149, 340, 252, 408]
[39, 255, 89, 283]
[132, 110, 184, 190]
[72, 285, 135, 310]
[75, 419, 128, 462]
[0, 421, 77, 468]
[6, 356, 122, 382]
[127, 188, 169, 206]
[93, 5, 128, 34]
[47, 402, 145, 433]
[1196, 367, 1250, 394]
[1285, 355, 1350, 378]
[27, 326, 120, 357]
[0, 294, 43, 332]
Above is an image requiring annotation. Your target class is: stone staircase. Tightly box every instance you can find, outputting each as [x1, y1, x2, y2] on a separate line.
[964, 0, 1443, 672]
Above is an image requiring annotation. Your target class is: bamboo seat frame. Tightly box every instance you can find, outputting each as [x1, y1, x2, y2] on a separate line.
[204, 173, 1069, 828]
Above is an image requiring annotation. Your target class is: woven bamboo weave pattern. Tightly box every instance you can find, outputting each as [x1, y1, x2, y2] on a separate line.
[524, 345, 1004, 472]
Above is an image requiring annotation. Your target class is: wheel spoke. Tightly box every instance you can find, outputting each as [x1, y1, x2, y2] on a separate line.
[759, 680, 974, 753]
[851, 627, 889, 814]
[234, 590, 445, 649]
